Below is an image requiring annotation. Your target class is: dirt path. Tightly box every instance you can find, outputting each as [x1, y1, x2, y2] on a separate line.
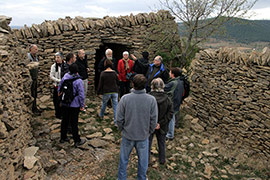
[31, 97, 269, 180]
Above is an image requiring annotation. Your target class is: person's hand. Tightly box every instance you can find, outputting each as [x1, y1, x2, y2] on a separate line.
[155, 123, 160, 130]
[80, 107, 85, 111]
[130, 54, 137, 60]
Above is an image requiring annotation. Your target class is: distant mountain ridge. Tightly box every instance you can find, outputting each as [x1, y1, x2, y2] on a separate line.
[11, 26, 22, 29]
[179, 18, 270, 43]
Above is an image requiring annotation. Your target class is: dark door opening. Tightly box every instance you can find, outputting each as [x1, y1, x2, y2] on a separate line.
[94, 43, 130, 91]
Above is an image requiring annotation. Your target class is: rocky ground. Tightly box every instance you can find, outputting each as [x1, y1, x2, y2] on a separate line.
[23, 96, 270, 180]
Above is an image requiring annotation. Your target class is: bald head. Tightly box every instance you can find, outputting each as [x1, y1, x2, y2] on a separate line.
[153, 56, 162, 66]
[78, 49, 85, 60]
[29, 44, 38, 56]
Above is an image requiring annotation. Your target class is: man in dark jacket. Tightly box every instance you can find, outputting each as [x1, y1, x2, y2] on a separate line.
[98, 49, 118, 73]
[165, 67, 184, 140]
[131, 51, 149, 76]
[27, 44, 41, 115]
[145, 56, 169, 92]
[76, 49, 89, 106]
[61, 53, 76, 78]
[149, 78, 173, 165]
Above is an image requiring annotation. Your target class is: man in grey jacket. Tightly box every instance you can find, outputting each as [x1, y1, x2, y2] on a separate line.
[27, 44, 41, 115]
[117, 74, 158, 180]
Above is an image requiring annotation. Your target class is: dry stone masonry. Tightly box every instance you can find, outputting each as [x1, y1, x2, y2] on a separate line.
[0, 11, 179, 179]
[188, 47, 270, 158]
[0, 16, 46, 179]
[12, 10, 179, 96]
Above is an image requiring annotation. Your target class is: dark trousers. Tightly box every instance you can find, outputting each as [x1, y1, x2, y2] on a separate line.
[31, 79, 38, 111]
[61, 106, 80, 142]
[175, 111, 180, 128]
[119, 81, 130, 98]
[30, 68, 38, 112]
[149, 130, 166, 164]
[53, 86, 62, 118]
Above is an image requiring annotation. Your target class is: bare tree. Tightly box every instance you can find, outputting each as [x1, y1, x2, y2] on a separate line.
[160, 0, 257, 63]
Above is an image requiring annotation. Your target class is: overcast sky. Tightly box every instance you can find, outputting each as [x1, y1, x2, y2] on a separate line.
[0, 0, 269, 26]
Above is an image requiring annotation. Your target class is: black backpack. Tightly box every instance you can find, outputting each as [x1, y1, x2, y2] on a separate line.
[179, 75, 190, 101]
[59, 77, 79, 104]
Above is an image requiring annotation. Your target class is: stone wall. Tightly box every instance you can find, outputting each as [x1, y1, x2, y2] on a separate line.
[0, 16, 46, 179]
[12, 10, 179, 96]
[0, 11, 180, 179]
[188, 47, 270, 158]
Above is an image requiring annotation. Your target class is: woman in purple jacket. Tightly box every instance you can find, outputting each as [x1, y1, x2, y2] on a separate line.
[58, 63, 86, 147]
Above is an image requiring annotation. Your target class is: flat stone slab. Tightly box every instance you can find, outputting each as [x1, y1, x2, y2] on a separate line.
[24, 146, 39, 170]
[86, 132, 103, 139]
[89, 138, 108, 148]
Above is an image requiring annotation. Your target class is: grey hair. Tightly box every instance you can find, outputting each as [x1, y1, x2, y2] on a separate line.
[151, 78, 165, 92]
[123, 51, 129, 56]
[55, 52, 63, 59]
[105, 49, 112, 55]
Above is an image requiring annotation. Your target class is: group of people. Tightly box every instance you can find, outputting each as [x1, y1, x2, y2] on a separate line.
[27, 45, 185, 179]
[28, 45, 88, 147]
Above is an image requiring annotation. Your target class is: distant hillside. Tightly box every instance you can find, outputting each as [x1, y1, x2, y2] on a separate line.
[179, 18, 270, 43]
[11, 26, 22, 29]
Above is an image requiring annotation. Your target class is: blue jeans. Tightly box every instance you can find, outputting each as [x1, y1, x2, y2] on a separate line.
[166, 113, 176, 139]
[100, 93, 118, 124]
[118, 137, 149, 180]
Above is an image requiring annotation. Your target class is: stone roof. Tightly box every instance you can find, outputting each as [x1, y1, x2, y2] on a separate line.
[11, 10, 174, 39]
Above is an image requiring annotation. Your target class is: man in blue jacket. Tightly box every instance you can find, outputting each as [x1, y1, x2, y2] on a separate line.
[58, 63, 86, 147]
[145, 56, 169, 92]
[117, 74, 158, 180]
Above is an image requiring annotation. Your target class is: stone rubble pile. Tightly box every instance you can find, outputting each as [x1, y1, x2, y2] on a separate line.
[188, 47, 270, 158]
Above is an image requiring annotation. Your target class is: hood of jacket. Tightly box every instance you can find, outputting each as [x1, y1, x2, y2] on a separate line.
[62, 72, 81, 81]
[149, 91, 168, 104]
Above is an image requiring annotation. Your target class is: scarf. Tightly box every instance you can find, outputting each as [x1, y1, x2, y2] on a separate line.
[124, 59, 129, 71]
[55, 63, 62, 72]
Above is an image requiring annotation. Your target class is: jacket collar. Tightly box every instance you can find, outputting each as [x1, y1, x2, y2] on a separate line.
[149, 63, 165, 78]
[168, 76, 180, 82]
[130, 88, 146, 94]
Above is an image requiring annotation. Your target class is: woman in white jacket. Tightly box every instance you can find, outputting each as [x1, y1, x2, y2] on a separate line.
[50, 52, 64, 119]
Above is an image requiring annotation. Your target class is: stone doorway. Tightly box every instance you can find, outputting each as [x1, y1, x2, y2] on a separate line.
[94, 43, 130, 90]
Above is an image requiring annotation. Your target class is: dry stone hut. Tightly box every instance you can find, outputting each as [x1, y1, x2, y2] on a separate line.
[12, 10, 180, 95]
[0, 11, 180, 179]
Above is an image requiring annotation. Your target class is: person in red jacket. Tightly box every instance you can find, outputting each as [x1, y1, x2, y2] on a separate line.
[117, 51, 134, 98]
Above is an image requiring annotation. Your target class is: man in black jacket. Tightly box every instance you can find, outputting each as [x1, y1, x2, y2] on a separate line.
[76, 49, 89, 106]
[131, 51, 149, 76]
[61, 53, 76, 78]
[165, 67, 184, 140]
[98, 49, 118, 73]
